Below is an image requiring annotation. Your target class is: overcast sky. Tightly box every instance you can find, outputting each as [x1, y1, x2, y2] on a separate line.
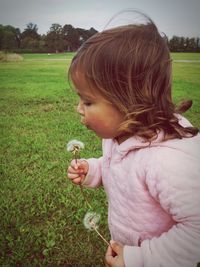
[0, 0, 199, 38]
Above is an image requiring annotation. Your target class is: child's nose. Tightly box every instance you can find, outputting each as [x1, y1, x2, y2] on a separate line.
[77, 101, 84, 115]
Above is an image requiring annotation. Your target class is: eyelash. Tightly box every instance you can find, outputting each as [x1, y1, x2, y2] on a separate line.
[84, 102, 92, 106]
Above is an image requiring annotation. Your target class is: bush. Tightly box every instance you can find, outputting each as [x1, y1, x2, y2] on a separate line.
[0, 52, 24, 62]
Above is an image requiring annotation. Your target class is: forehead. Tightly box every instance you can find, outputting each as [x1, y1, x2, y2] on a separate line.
[72, 71, 89, 88]
[71, 71, 97, 96]
[72, 71, 112, 104]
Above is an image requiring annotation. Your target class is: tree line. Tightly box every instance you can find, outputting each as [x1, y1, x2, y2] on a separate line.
[0, 22, 199, 53]
[0, 23, 98, 53]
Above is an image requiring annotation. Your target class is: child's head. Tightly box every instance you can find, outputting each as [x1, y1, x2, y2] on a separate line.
[69, 14, 198, 141]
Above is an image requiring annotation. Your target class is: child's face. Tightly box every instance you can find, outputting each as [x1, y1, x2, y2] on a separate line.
[74, 74, 124, 139]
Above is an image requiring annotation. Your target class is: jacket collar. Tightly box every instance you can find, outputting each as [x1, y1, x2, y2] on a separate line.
[103, 131, 165, 160]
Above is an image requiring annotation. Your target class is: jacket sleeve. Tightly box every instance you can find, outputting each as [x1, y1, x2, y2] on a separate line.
[82, 157, 103, 188]
[124, 145, 200, 267]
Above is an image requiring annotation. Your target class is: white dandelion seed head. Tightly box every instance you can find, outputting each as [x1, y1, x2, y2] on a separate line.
[83, 211, 101, 231]
[66, 139, 85, 153]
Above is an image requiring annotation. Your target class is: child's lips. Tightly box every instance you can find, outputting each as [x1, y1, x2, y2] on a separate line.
[85, 125, 91, 131]
[81, 118, 88, 128]
[81, 118, 85, 125]
[81, 119, 91, 130]
[80, 118, 93, 131]
[84, 123, 91, 130]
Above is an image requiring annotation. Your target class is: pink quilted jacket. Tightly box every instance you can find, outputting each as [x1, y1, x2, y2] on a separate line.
[83, 116, 200, 267]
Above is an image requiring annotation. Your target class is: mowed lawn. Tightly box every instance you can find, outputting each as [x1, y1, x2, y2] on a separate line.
[0, 52, 200, 267]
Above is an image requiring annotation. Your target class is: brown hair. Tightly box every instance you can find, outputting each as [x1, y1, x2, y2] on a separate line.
[69, 17, 198, 141]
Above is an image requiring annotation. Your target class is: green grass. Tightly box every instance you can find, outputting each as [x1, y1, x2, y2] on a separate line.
[171, 52, 200, 60]
[22, 53, 74, 61]
[0, 53, 200, 266]
[172, 58, 200, 127]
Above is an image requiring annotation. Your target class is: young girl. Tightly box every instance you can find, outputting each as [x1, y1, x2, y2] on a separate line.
[67, 14, 200, 267]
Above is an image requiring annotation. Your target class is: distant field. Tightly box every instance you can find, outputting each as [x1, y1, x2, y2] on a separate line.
[0, 52, 199, 266]
[21, 52, 200, 61]
[22, 52, 74, 60]
[171, 52, 200, 60]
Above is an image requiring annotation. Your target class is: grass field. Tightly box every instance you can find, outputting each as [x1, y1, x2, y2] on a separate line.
[0, 52, 200, 267]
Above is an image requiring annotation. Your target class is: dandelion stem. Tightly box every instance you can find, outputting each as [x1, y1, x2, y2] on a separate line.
[79, 184, 92, 209]
[74, 152, 92, 210]
[68, 140, 110, 247]
[90, 222, 110, 246]
[94, 227, 110, 246]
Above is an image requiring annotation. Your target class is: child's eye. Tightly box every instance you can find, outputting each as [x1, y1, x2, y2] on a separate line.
[84, 102, 92, 106]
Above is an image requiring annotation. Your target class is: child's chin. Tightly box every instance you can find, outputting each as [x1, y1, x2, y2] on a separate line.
[85, 125, 94, 133]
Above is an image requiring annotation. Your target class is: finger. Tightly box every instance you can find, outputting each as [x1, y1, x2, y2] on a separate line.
[68, 166, 84, 174]
[105, 254, 113, 266]
[80, 174, 86, 182]
[106, 244, 113, 256]
[68, 173, 81, 180]
[105, 245, 114, 265]
[70, 162, 86, 174]
[77, 160, 89, 173]
[72, 177, 82, 184]
[70, 160, 79, 170]
[110, 241, 123, 255]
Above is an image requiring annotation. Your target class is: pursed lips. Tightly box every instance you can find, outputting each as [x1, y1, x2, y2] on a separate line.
[80, 116, 85, 125]
[81, 117, 88, 127]
[81, 118, 92, 131]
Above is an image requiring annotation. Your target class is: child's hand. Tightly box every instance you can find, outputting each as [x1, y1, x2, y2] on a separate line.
[105, 241, 125, 267]
[67, 160, 89, 184]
